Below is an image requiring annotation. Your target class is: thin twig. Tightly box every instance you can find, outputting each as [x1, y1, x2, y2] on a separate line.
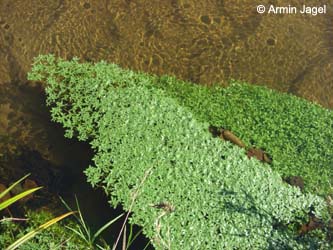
[0, 217, 29, 223]
[112, 167, 153, 250]
[122, 225, 127, 250]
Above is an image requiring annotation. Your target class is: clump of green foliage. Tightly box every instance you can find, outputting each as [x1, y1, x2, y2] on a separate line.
[28, 55, 331, 249]
[0, 174, 78, 250]
[153, 77, 333, 196]
[0, 210, 86, 250]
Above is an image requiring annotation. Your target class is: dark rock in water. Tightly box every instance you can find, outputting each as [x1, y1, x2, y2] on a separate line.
[221, 130, 246, 148]
[22, 179, 38, 190]
[208, 125, 246, 148]
[298, 214, 324, 236]
[17, 148, 64, 194]
[20, 179, 39, 203]
[209, 125, 273, 164]
[283, 176, 305, 191]
[0, 183, 11, 203]
[246, 147, 272, 164]
[208, 125, 221, 138]
[0, 146, 66, 207]
[2, 178, 39, 205]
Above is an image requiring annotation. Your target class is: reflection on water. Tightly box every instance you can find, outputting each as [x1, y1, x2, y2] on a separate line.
[0, 0, 332, 106]
[0, 84, 151, 249]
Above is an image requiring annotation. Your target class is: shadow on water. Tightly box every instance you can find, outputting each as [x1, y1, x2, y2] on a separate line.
[0, 83, 152, 249]
[56, 137, 152, 250]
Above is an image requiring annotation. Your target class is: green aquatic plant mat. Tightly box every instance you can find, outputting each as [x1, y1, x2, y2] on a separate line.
[30, 54, 333, 196]
[152, 77, 333, 196]
[28, 55, 331, 249]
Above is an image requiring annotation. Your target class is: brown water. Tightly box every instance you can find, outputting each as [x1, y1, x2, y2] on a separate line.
[0, 0, 332, 248]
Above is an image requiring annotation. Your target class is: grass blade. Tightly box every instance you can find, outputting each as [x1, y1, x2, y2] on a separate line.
[6, 211, 75, 250]
[126, 224, 133, 248]
[0, 187, 42, 211]
[74, 196, 91, 241]
[65, 225, 90, 245]
[127, 227, 143, 249]
[0, 174, 30, 200]
[93, 213, 124, 242]
[142, 241, 151, 250]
